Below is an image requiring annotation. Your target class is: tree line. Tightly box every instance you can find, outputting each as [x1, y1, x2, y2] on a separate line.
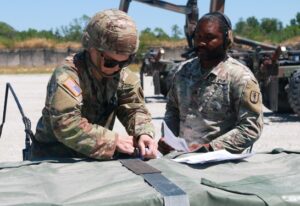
[235, 13, 300, 42]
[0, 12, 299, 49]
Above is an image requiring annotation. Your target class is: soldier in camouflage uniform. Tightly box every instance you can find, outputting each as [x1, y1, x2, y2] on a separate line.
[160, 12, 263, 154]
[30, 9, 157, 160]
[152, 48, 165, 95]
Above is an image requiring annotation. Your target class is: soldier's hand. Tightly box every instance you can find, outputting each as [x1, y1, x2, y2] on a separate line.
[138, 135, 158, 159]
[158, 137, 174, 155]
[116, 135, 135, 155]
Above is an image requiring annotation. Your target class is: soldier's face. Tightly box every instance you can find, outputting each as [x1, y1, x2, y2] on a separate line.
[91, 49, 130, 75]
[194, 19, 225, 61]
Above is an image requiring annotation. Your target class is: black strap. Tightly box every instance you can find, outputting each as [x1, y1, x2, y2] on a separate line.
[120, 159, 160, 174]
[120, 159, 190, 206]
[0, 83, 35, 161]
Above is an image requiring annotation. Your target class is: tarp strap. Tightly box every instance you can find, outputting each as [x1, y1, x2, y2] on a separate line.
[0, 83, 34, 161]
[120, 159, 190, 206]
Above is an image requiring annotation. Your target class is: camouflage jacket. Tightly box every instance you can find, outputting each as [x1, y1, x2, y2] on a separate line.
[164, 56, 263, 153]
[31, 51, 154, 160]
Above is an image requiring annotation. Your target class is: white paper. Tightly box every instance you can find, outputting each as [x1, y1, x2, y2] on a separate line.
[173, 149, 254, 164]
[162, 121, 189, 152]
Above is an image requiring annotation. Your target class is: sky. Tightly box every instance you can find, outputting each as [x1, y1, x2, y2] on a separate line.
[0, 0, 299, 36]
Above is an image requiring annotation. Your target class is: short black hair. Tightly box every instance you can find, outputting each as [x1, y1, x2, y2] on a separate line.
[198, 12, 231, 36]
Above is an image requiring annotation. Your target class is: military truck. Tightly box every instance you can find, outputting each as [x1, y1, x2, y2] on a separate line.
[231, 36, 300, 115]
[139, 47, 183, 96]
[119, 0, 201, 96]
[120, 0, 300, 116]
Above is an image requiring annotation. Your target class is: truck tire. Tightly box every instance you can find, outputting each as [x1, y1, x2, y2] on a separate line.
[288, 70, 300, 116]
[277, 79, 292, 113]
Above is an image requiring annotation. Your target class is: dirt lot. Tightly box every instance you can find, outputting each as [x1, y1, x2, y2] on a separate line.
[0, 74, 299, 162]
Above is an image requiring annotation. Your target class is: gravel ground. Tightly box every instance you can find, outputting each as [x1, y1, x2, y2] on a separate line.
[0, 74, 299, 162]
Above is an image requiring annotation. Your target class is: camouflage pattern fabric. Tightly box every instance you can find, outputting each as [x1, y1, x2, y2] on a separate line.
[81, 9, 139, 55]
[164, 56, 263, 153]
[31, 51, 154, 160]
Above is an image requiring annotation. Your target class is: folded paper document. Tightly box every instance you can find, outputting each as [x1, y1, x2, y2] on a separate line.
[173, 150, 254, 164]
[162, 121, 189, 152]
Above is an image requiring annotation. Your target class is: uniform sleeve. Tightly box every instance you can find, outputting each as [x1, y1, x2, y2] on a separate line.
[163, 75, 180, 136]
[48, 68, 118, 160]
[210, 77, 264, 153]
[116, 70, 155, 139]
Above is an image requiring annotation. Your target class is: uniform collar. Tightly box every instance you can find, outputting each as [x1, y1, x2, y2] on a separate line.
[199, 55, 229, 80]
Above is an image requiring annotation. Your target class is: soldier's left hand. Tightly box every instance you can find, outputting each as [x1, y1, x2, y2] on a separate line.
[138, 135, 158, 159]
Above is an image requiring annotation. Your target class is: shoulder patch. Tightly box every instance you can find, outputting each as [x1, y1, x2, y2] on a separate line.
[242, 79, 262, 113]
[250, 90, 260, 104]
[62, 78, 82, 97]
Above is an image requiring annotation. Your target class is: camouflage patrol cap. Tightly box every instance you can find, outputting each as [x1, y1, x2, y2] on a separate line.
[82, 9, 139, 55]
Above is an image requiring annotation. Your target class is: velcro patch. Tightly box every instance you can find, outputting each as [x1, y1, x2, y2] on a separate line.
[250, 91, 260, 104]
[62, 78, 82, 97]
[243, 79, 261, 113]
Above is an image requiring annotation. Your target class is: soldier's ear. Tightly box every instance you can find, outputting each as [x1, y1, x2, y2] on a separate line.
[209, 12, 233, 49]
[226, 29, 233, 48]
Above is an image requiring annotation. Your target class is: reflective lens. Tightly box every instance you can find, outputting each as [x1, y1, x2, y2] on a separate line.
[101, 53, 134, 69]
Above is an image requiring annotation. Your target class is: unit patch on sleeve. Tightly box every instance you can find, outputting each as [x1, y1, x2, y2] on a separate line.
[62, 78, 82, 97]
[250, 91, 260, 104]
[242, 79, 262, 113]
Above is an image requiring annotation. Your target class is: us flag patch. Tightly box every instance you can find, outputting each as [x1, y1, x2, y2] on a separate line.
[63, 78, 82, 97]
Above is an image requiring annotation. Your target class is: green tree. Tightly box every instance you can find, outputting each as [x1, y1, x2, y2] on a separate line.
[153, 27, 169, 39]
[246, 16, 260, 28]
[140, 28, 155, 36]
[235, 18, 247, 34]
[18, 28, 38, 39]
[261, 18, 282, 34]
[290, 19, 297, 26]
[0, 22, 16, 38]
[234, 17, 260, 39]
[139, 27, 156, 58]
[296, 12, 300, 25]
[171, 24, 182, 39]
[60, 15, 90, 41]
[16, 28, 58, 40]
[139, 27, 156, 41]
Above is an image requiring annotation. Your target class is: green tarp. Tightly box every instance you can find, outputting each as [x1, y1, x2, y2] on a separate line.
[1, 149, 300, 206]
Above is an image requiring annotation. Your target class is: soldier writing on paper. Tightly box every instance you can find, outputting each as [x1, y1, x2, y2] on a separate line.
[30, 9, 157, 160]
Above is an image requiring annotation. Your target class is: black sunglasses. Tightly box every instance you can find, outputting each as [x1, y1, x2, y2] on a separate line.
[100, 53, 135, 69]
